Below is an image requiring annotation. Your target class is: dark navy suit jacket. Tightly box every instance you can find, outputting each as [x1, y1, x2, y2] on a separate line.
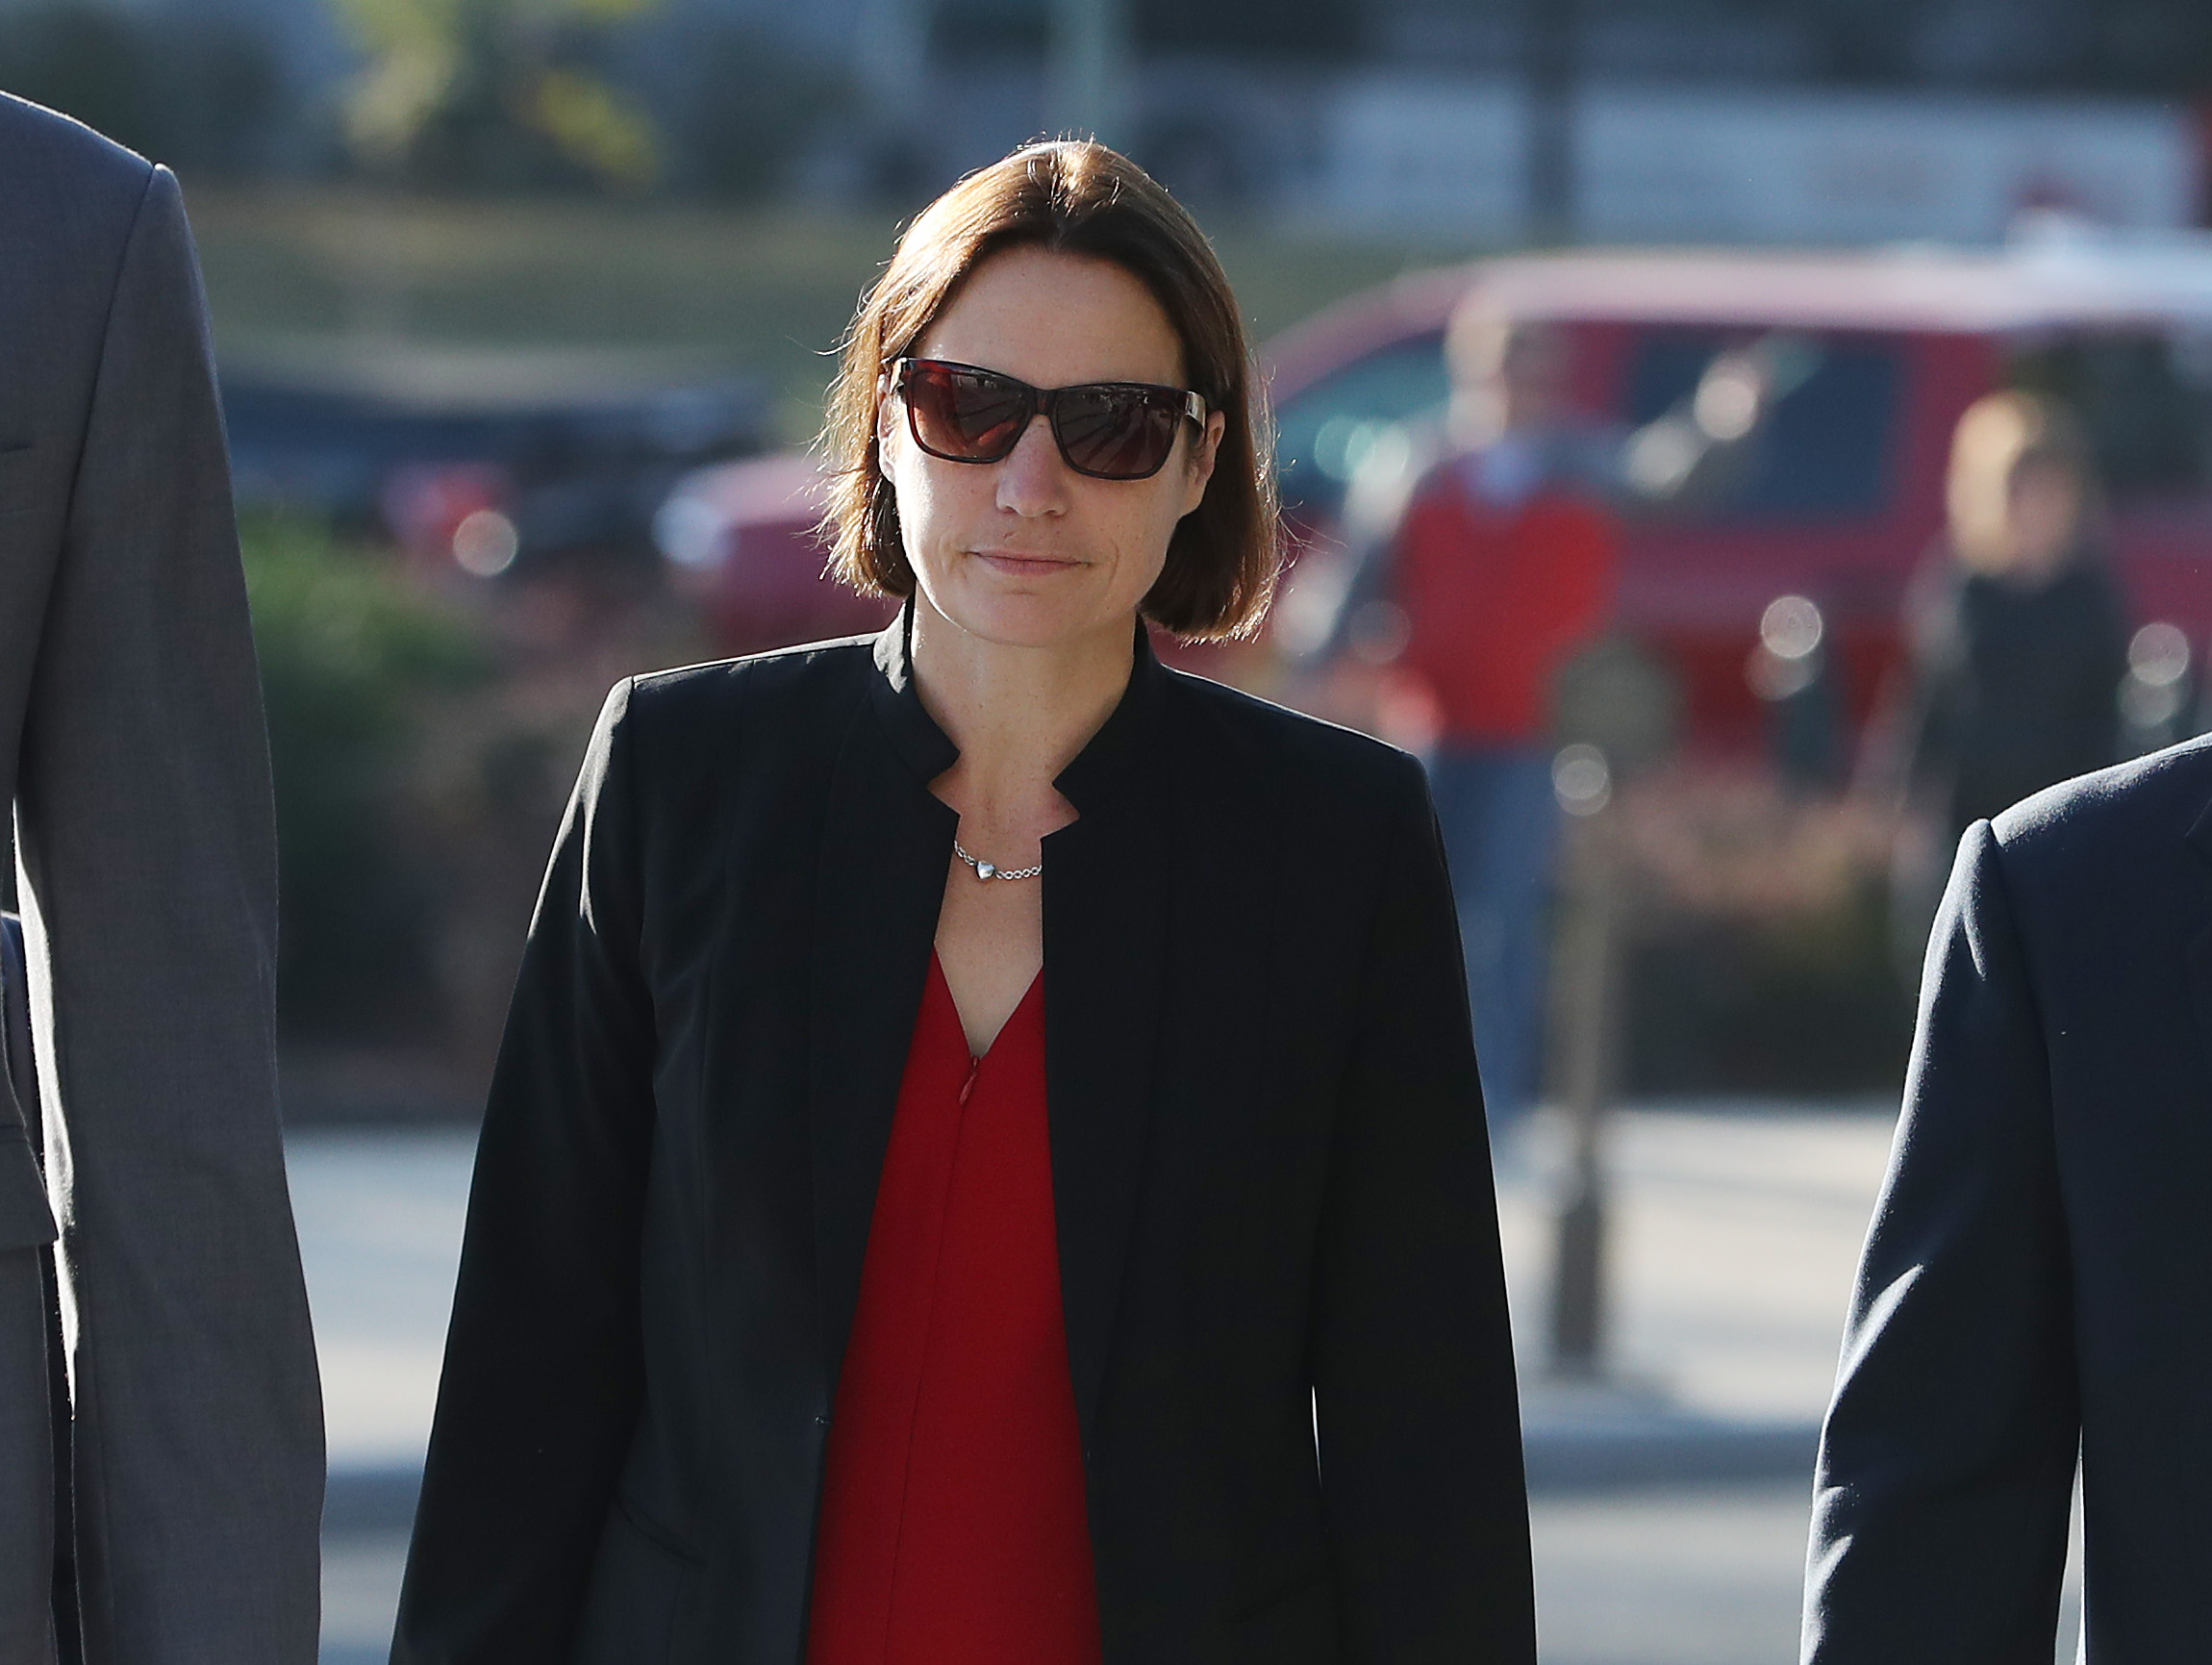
[1808, 735, 2212, 1661]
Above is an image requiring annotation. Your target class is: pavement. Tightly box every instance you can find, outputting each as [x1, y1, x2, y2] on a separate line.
[296, 1101, 2084, 1663]
[1499, 1104, 1895, 1492]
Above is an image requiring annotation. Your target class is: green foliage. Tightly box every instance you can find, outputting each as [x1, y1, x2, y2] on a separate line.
[674, 24, 852, 201]
[334, 0, 665, 191]
[242, 515, 490, 1039]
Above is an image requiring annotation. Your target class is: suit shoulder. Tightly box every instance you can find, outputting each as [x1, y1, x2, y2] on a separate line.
[1167, 669, 1423, 802]
[0, 92, 153, 203]
[1992, 735, 2212, 898]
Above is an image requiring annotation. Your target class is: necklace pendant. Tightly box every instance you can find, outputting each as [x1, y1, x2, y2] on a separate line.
[975, 860, 996, 880]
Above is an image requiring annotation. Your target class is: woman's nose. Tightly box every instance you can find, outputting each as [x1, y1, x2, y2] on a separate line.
[994, 414, 1071, 517]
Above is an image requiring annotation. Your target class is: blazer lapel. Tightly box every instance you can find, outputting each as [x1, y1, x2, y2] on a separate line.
[806, 613, 1174, 1439]
[807, 616, 957, 1385]
[1044, 633, 1172, 1443]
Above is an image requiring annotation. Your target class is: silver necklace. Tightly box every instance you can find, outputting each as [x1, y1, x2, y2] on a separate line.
[952, 840, 1042, 882]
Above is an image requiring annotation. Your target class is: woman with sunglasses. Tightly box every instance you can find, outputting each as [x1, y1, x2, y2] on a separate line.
[392, 141, 1533, 1665]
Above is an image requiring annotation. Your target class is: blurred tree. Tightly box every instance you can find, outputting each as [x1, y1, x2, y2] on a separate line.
[929, 0, 1049, 56]
[2060, 0, 2212, 91]
[667, 22, 852, 199]
[242, 516, 490, 1041]
[1777, 0, 1923, 83]
[336, 0, 663, 191]
[1780, 0, 2212, 90]
[934, 0, 1357, 59]
[0, 5, 283, 174]
[1370, 0, 2212, 97]
[1132, 0, 1359, 58]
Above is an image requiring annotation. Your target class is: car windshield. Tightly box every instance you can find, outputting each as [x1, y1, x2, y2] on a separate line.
[1274, 324, 1903, 527]
[1273, 334, 1451, 520]
[1622, 331, 1902, 520]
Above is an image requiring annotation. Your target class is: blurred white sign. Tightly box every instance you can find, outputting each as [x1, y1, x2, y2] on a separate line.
[1320, 76, 1531, 236]
[1319, 78, 2202, 245]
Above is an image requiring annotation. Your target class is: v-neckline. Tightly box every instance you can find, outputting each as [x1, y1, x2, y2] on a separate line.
[932, 951, 1043, 1064]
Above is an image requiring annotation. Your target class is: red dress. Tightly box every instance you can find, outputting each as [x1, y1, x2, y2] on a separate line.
[805, 957, 1103, 1665]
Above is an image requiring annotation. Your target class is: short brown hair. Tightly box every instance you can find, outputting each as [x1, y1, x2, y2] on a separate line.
[819, 140, 1279, 641]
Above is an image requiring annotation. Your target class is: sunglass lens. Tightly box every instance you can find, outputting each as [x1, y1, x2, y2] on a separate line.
[908, 365, 1030, 462]
[1055, 387, 1179, 479]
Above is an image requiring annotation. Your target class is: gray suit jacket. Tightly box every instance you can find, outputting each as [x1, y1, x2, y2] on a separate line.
[0, 94, 321, 1664]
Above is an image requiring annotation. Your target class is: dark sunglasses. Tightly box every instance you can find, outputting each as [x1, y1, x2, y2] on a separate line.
[891, 357, 1207, 482]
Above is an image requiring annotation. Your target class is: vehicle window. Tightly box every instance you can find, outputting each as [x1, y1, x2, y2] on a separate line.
[1272, 334, 1450, 518]
[1623, 332, 1901, 520]
[2009, 335, 2208, 499]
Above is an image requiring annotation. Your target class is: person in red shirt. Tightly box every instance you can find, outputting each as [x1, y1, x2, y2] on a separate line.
[1383, 303, 1618, 1131]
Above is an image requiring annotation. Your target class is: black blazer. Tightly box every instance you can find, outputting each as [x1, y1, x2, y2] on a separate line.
[1808, 735, 2212, 1660]
[391, 615, 1534, 1665]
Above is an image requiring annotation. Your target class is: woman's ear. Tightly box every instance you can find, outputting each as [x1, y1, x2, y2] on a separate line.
[1180, 409, 1227, 517]
[875, 374, 897, 450]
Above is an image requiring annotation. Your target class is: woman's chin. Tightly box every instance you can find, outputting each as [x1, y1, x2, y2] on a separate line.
[930, 586, 1131, 654]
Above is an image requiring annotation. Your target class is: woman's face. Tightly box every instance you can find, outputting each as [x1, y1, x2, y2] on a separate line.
[1948, 440, 2085, 582]
[880, 245, 1224, 652]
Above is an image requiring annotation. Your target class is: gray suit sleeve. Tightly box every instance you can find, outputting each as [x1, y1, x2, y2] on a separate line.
[1802, 822, 2077, 1663]
[13, 164, 322, 1665]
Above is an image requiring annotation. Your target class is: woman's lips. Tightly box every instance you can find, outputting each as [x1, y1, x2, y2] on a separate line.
[973, 550, 1081, 577]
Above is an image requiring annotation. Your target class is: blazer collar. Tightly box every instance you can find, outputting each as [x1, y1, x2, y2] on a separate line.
[867, 604, 958, 784]
[807, 681, 953, 1400]
[867, 599, 1169, 812]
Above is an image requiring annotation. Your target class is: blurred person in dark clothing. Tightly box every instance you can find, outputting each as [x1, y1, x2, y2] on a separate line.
[1380, 301, 1617, 1129]
[1900, 390, 2128, 849]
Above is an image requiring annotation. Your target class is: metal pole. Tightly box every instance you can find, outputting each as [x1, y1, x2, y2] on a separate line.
[1548, 744, 1618, 1377]
[1048, 0, 1130, 145]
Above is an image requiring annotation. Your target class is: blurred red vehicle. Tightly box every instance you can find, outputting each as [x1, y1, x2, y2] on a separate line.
[659, 223, 2212, 753]
[1269, 224, 2212, 758]
[655, 449, 894, 651]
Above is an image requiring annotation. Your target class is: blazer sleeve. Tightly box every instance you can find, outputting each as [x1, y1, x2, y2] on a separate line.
[1311, 754, 1536, 1664]
[393, 679, 658, 1665]
[13, 164, 322, 1664]
[1804, 821, 2077, 1663]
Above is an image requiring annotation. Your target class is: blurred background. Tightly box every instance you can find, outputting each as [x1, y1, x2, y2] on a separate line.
[11, 0, 2209, 1656]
